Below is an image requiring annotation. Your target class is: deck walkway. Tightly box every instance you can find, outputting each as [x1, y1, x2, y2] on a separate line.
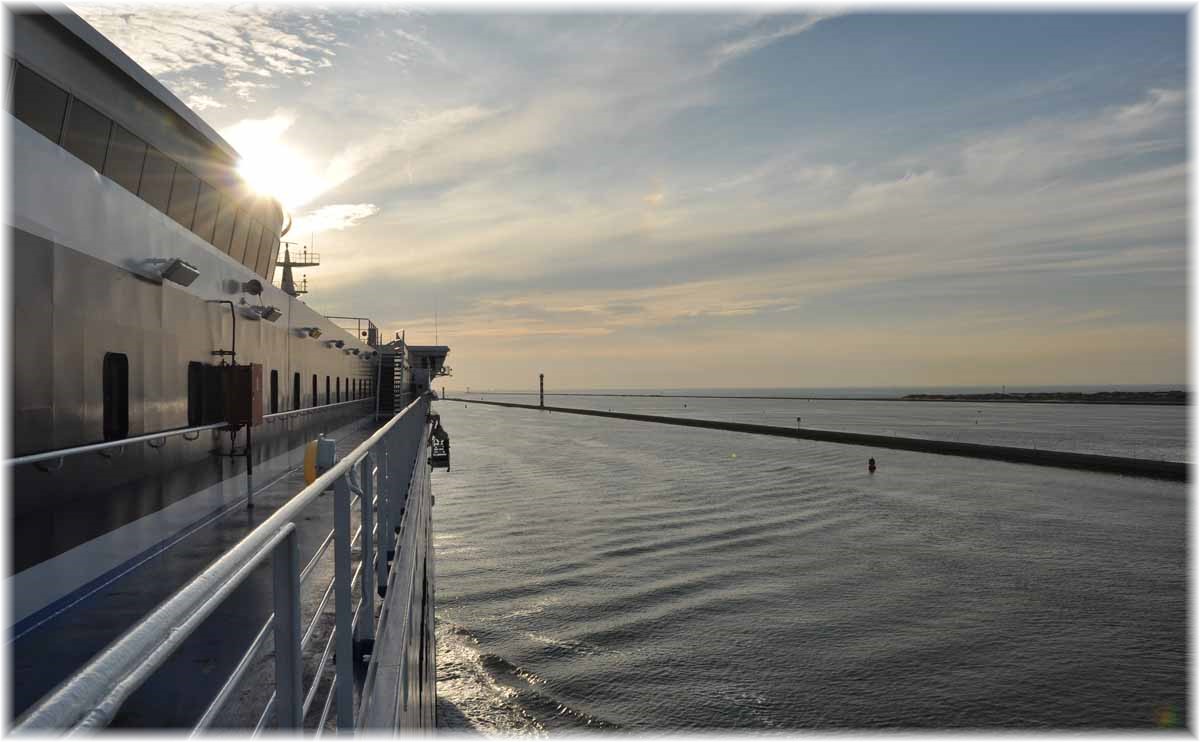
[12, 416, 382, 727]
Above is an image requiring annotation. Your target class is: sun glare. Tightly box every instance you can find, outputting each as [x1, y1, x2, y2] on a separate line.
[224, 114, 327, 211]
[237, 144, 324, 211]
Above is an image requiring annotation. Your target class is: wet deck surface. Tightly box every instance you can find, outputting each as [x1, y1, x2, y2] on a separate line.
[11, 417, 382, 728]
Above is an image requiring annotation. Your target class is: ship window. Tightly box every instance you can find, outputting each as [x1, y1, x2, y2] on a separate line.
[265, 238, 281, 283]
[12, 63, 68, 144]
[102, 352, 129, 441]
[61, 98, 112, 172]
[312, 374, 318, 408]
[192, 182, 219, 243]
[212, 195, 236, 253]
[103, 123, 147, 194]
[336, 377, 341, 403]
[293, 372, 301, 410]
[245, 221, 264, 271]
[138, 146, 175, 214]
[167, 166, 200, 229]
[229, 208, 251, 262]
[269, 369, 279, 414]
[187, 362, 204, 426]
[325, 376, 330, 405]
[254, 226, 274, 278]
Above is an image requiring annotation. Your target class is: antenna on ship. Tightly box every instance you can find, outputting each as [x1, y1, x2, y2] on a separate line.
[276, 241, 320, 297]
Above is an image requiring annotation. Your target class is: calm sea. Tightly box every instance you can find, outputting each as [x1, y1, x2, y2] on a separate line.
[431, 393, 1187, 731]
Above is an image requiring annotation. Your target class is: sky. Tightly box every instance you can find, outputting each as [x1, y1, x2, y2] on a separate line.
[70, 5, 1188, 391]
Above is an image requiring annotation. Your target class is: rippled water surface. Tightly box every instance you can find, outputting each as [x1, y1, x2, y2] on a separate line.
[431, 399, 1187, 731]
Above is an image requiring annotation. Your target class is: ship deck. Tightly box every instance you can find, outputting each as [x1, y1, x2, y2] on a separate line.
[11, 416, 385, 727]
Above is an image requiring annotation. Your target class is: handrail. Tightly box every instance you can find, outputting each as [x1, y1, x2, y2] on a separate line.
[262, 396, 371, 423]
[9, 397, 375, 467]
[7, 422, 229, 467]
[13, 396, 428, 732]
[16, 522, 297, 730]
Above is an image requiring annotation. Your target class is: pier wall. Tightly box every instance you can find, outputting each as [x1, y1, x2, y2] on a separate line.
[448, 399, 1187, 482]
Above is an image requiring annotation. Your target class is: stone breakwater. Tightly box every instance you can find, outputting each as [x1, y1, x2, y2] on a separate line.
[449, 398, 1187, 482]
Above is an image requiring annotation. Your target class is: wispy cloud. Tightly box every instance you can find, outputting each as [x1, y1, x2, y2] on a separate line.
[291, 204, 381, 236]
[73, 4, 341, 102]
[711, 14, 835, 67]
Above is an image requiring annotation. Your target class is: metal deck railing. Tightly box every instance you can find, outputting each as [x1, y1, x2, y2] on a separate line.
[8, 397, 374, 470]
[13, 396, 434, 733]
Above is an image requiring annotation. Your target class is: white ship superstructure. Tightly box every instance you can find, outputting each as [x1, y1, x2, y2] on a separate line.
[7, 6, 448, 729]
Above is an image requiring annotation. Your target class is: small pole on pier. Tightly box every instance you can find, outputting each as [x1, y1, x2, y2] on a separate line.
[797, 417, 801, 431]
[540, 373, 545, 409]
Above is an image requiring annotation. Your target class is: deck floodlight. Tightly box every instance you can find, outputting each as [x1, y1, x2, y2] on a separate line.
[335, 340, 345, 349]
[241, 279, 264, 296]
[258, 305, 282, 322]
[308, 327, 322, 339]
[160, 258, 200, 286]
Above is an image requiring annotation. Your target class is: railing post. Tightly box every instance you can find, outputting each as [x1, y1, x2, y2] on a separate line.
[376, 446, 392, 598]
[381, 437, 396, 557]
[357, 456, 376, 648]
[271, 526, 302, 728]
[333, 474, 355, 729]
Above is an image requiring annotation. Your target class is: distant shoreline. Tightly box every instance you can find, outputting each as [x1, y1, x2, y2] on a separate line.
[456, 390, 1188, 406]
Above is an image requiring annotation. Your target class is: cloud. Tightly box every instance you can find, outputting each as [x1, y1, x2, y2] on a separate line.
[71, 4, 340, 102]
[711, 14, 835, 67]
[290, 204, 381, 235]
[186, 94, 224, 111]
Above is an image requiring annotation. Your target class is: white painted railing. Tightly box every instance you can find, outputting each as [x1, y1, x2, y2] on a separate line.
[13, 396, 434, 733]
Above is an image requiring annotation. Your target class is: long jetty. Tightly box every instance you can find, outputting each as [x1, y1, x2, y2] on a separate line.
[448, 398, 1187, 482]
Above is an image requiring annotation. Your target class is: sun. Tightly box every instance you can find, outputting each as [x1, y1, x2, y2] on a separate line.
[237, 143, 321, 210]
[223, 113, 326, 211]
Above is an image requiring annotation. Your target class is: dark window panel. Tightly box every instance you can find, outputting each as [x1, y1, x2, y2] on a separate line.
[167, 166, 200, 230]
[61, 98, 112, 172]
[244, 221, 264, 271]
[12, 63, 67, 143]
[292, 372, 301, 411]
[253, 225, 274, 277]
[103, 123, 147, 193]
[102, 352, 129, 441]
[228, 208, 250, 262]
[212, 195, 236, 253]
[311, 374, 317, 408]
[269, 369, 279, 414]
[187, 362, 204, 426]
[138, 146, 175, 214]
[265, 238, 281, 284]
[193, 182, 219, 244]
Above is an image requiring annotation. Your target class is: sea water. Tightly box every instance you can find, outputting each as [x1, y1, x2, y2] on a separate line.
[431, 396, 1187, 730]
